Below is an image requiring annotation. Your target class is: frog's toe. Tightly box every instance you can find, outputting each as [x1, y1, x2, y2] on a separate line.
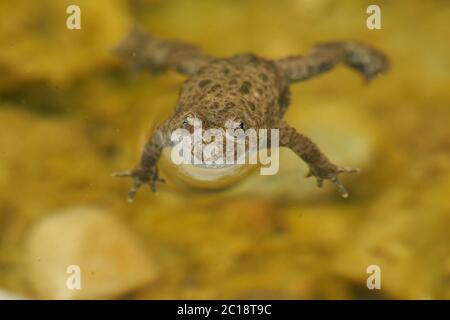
[112, 170, 134, 178]
[330, 175, 349, 198]
[112, 169, 142, 201]
[127, 179, 143, 202]
[332, 167, 360, 198]
[337, 167, 360, 174]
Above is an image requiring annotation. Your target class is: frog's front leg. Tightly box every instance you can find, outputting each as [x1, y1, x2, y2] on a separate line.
[278, 121, 359, 198]
[113, 127, 169, 202]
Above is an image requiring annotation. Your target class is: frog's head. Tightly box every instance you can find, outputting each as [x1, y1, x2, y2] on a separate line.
[166, 106, 260, 169]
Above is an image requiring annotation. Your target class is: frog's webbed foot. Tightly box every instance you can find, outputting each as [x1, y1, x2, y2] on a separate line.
[306, 165, 360, 198]
[113, 166, 165, 202]
[279, 121, 361, 198]
[275, 41, 388, 84]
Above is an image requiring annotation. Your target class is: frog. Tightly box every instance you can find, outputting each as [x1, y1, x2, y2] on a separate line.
[112, 28, 389, 202]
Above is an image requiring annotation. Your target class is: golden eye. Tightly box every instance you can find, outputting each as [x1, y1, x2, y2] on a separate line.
[237, 121, 247, 130]
[182, 114, 195, 128]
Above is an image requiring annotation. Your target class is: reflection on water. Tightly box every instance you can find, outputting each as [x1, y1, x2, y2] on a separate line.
[0, 0, 449, 299]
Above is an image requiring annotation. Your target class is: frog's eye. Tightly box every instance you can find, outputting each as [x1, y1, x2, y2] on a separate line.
[237, 120, 247, 131]
[182, 114, 194, 128]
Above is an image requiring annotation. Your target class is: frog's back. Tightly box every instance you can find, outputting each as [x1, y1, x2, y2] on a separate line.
[176, 54, 289, 127]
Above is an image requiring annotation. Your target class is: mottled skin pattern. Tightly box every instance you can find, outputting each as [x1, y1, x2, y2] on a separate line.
[113, 29, 389, 201]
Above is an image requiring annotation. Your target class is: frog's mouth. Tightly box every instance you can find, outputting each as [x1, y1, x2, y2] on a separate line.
[184, 162, 246, 181]
[192, 162, 236, 169]
[190, 145, 258, 169]
[162, 147, 257, 182]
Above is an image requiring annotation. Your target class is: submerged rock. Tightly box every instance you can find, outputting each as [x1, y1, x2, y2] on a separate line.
[0, 289, 25, 300]
[26, 207, 157, 299]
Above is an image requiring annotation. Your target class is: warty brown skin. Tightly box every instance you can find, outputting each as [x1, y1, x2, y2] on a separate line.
[113, 29, 389, 201]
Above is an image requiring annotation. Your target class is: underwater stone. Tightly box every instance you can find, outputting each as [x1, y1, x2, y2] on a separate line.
[26, 207, 157, 299]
